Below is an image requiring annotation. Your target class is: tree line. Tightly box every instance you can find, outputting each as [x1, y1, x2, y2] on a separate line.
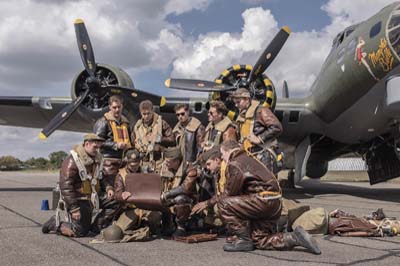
[0, 151, 68, 171]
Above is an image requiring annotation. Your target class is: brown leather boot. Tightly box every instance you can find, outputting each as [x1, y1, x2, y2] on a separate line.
[223, 227, 254, 252]
[283, 226, 321, 255]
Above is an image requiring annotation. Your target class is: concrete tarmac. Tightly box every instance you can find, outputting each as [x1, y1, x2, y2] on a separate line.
[1, 171, 400, 266]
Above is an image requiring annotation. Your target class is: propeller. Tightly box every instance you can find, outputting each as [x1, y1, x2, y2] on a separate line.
[74, 18, 96, 79]
[166, 26, 291, 93]
[164, 78, 235, 92]
[39, 19, 147, 139]
[247, 26, 291, 83]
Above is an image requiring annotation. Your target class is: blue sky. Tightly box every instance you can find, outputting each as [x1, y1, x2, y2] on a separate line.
[0, 0, 396, 159]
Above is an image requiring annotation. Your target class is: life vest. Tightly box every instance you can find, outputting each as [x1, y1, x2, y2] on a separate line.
[70, 148, 103, 210]
[217, 160, 227, 195]
[134, 113, 163, 154]
[104, 112, 132, 148]
[236, 100, 260, 151]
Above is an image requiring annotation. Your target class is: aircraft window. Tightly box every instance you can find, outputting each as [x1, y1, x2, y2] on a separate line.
[389, 14, 400, 29]
[336, 48, 345, 65]
[194, 102, 203, 112]
[345, 29, 354, 37]
[347, 38, 356, 55]
[275, 110, 284, 122]
[389, 26, 400, 55]
[369, 21, 381, 38]
[338, 33, 345, 44]
[289, 111, 300, 123]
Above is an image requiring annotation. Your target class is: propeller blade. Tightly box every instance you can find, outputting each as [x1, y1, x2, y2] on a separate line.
[103, 85, 163, 107]
[74, 19, 96, 78]
[165, 78, 234, 92]
[248, 26, 291, 83]
[39, 90, 90, 139]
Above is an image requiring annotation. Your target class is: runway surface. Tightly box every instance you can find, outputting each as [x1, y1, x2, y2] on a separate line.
[1, 171, 400, 266]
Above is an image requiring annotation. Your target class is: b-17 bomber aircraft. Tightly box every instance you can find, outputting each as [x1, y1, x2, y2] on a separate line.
[2, 2, 400, 186]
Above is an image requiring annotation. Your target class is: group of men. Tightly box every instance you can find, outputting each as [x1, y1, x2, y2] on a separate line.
[42, 89, 320, 254]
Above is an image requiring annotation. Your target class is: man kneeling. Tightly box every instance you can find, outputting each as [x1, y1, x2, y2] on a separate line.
[42, 134, 117, 237]
[218, 140, 321, 254]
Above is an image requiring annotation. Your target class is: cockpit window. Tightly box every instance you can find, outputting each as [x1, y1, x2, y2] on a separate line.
[369, 21, 381, 38]
[345, 29, 354, 37]
[388, 13, 400, 29]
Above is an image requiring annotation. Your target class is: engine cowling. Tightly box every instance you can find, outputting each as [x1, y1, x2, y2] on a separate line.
[210, 64, 277, 119]
[71, 63, 134, 119]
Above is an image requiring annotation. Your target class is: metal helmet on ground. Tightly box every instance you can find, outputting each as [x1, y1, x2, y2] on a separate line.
[101, 223, 123, 243]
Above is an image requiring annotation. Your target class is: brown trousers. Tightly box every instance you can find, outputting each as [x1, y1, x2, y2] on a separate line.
[218, 194, 285, 249]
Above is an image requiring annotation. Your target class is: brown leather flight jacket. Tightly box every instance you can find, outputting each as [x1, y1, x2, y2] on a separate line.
[252, 106, 282, 144]
[114, 170, 127, 203]
[93, 112, 131, 159]
[224, 150, 280, 196]
[59, 146, 111, 212]
[173, 117, 205, 163]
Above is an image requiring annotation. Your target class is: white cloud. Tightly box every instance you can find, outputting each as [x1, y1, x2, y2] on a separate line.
[171, 7, 278, 80]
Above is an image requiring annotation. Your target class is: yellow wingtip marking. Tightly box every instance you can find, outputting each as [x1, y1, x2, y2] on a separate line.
[74, 18, 84, 24]
[160, 96, 166, 107]
[215, 79, 222, 84]
[39, 132, 47, 140]
[164, 79, 171, 88]
[282, 26, 291, 34]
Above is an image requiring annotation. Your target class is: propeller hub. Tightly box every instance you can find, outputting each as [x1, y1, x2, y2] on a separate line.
[86, 76, 100, 89]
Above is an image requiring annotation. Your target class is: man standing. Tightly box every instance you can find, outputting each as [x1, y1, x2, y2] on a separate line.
[160, 147, 199, 237]
[132, 100, 175, 173]
[217, 140, 320, 254]
[94, 94, 131, 187]
[93, 95, 129, 230]
[231, 88, 283, 174]
[173, 103, 205, 165]
[42, 134, 117, 237]
[203, 100, 237, 151]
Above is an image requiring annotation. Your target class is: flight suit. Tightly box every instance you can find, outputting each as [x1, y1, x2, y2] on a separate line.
[236, 100, 283, 174]
[218, 149, 286, 249]
[132, 113, 175, 173]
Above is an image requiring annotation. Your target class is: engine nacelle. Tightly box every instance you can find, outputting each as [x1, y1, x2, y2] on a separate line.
[71, 63, 134, 120]
[210, 64, 277, 119]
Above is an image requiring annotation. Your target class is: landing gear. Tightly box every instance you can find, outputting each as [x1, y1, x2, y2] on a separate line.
[287, 169, 295, 188]
[279, 169, 295, 189]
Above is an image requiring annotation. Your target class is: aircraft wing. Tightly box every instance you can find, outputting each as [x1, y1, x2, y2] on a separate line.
[0, 96, 93, 132]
